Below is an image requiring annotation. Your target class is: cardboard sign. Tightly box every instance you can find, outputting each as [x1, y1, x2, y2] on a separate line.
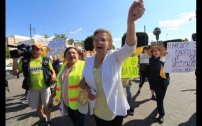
[47, 39, 66, 57]
[164, 41, 196, 73]
[121, 56, 139, 78]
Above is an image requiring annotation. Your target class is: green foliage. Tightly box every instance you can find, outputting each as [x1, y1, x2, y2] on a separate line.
[53, 33, 67, 41]
[44, 34, 49, 38]
[5, 48, 10, 59]
[67, 39, 74, 45]
[43, 34, 49, 42]
[84, 36, 94, 51]
[163, 39, 183, 48]
[112, 44, 115, 49]
[192, 33, 196, 41]
[122, 32, 148, 47]
[121, 33, 127, 47]
[136, 32, 148, 47]
[153, 27, 161, 42]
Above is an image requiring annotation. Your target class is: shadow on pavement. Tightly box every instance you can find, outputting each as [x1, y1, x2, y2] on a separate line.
[132, 92, 151, 109]
[6, 101, 29, 113]
[178, 112, 196, 126]
[47, 114, 96, 126]
[6, 94, 25, 102]
[30, 116, 73, 126]
[6, 110, 38, 121]
[123, 108, 158, 126]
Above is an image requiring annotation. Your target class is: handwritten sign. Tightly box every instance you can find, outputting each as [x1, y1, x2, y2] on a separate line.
[47, 39, 66, 57]
[121, 56, 139, 78]
[164, 41, 196, 73]
[139, 53, 150, 63]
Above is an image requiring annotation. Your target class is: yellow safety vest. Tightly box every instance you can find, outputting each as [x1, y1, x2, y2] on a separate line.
[53, 60, 85, 110]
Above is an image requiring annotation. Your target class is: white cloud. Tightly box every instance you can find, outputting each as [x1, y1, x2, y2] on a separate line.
[159, 11, 196, 31]
[69, 28, 83, 35]
[147, 32, 156, 43]
[113, 37, 121, 42]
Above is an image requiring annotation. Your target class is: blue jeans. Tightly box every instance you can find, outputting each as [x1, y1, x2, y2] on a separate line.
[126, 86, 134, 109]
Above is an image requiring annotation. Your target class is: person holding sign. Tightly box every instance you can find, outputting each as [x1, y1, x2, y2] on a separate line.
[79, 1, 145, 125]
[137, 46, 156, 100]
[52, 54, 61, 75]
[147, 43, 170, 124]
[120, 35, 139, 116]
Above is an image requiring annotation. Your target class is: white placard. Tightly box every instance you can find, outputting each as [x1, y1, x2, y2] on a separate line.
[47, 39, 66, 57]
[164, 41, 196, 73]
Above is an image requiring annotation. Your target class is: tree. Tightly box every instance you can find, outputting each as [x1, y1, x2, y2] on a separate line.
[192, 33, 196, 41]
[136, 32, 148, 47]
[53, 33, 67, 41]
[153, 27, 161, 42]
[67, 39, 74, 45]
[112, 44, 115, 49]
[163, 39, 183, 48]
[121, 33, 127, 47]
[84, 36, 94, 51]
[84, 35, 116, 50]
[122, 32, 148, 47]
[5, 48, 10, 59]
[43, 34, 49, 43]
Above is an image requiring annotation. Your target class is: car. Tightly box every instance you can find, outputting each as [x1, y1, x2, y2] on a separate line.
[6, 63, 13, 76]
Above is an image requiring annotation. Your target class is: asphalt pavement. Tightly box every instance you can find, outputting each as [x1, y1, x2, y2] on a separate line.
[6, 72, 196, 126]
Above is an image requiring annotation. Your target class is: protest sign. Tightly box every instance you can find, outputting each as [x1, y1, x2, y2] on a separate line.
[121, 56, 139, 78]
[164, 41, 196, 73]
[47, 39, 66, 58]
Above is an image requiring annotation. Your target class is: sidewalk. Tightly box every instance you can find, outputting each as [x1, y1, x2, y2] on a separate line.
[6, 72, 196, 126]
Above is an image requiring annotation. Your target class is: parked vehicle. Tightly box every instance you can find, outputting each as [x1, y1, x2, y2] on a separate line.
[6, 63, 13, 76]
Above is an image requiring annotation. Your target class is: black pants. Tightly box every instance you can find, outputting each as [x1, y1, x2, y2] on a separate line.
[94, 115, 123, 126]
[66, 106, 87, 126]
[139, 71, 153, 90]
[154, 85, 167, 116]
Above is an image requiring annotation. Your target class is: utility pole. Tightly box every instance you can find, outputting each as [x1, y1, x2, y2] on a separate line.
[30, 24, 36, 41]
[144, 25, 146, 45]
[30, 24, 32, 40]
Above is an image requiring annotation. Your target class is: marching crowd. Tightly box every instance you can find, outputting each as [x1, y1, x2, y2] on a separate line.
[11, 1, 171, 126]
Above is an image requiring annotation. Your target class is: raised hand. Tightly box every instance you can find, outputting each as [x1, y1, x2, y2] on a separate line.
[128, 0, 145, 23]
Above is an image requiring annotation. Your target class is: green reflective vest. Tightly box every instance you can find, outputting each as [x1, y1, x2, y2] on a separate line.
[54, 60, 84, 110]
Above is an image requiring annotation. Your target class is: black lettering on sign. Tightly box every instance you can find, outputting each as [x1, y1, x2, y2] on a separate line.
[130, 58, 136, 65]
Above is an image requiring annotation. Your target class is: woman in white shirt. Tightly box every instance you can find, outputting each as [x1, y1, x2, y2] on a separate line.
[79, 1, 145, 125]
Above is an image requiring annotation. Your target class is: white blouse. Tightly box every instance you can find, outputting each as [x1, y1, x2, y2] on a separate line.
[78, 42, 136, 115]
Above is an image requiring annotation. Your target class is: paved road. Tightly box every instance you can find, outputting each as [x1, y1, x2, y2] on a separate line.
[6, 72, 196, 126]
[6, 73, 23, 80]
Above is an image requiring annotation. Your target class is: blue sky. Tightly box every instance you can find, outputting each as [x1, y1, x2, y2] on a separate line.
[6, 0, 196, 48]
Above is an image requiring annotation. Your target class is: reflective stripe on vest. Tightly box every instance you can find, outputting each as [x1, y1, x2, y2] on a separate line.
[54, 60, 84, 110]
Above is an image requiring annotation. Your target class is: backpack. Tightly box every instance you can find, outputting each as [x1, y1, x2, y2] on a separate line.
[21, 57, 54, 90]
